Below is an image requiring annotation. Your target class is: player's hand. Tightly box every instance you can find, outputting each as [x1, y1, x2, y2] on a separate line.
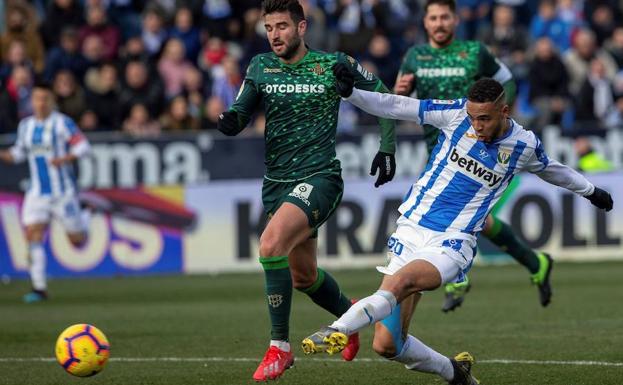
[217, 110, 243, 136]
[50, 156, 74, 167]
[0, 150, 13, 164]
[370, 151, 396, 187]
[394, 73, 415, 95]
[332, 63, 355, 98]
[586, 187, 613, 211]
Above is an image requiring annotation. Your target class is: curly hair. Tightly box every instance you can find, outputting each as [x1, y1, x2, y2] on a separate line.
[467, 78, 505, 104]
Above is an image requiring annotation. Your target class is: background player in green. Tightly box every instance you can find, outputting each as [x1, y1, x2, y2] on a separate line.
[394, 0, 552, 312]
[216, 0, 397, 381]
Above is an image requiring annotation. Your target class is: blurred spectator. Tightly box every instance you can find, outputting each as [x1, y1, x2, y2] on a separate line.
[53, 70, 87, 121]
[105, 0, 143, 40]
[456, 0, 492, 40]
[141, 5, 168, 57]
[168, 7, 201, 63]
[588, 5, 617, 47]
[332, 0, 384, 56]
[300, 0, 329, 51]
[361, 34, 398, 87]
[530, 0, 575, 52]
[118, 36, 152, 70]
[85, 63, 121, 130]
[563, 29, 617, 96]
[210, 55, 241, 108]
[40, 0, 84, 48]
[201, 0, 234, 40]
[238, 8, 271, 67]
[1, 40, 35, 82]
[79, 5, 121, 61]
[574, 136, 614, 171]
[82, 35, 106, 69]
[182, 66, 207, 120]
[160, 95, 201, 131]
[528, 37, 570, 129]
[605, 27, 623, 69]
[1, 5, 45, 73]
[44, 27, 89, 82]
[79, 109, 99, 131]
[119, 60, 164, 119]
[574, 57, 615, 129]
[122, 103, 161, 137]
[200, 37, 228, 71]
[1, 65, 33, 124]
[158, 38, 195, 99]
[202, 95, 224, 130]
[605, 96, 623, 129]
[478, 4, 529, 81]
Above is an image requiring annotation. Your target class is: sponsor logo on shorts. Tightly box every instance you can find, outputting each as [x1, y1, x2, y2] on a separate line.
[288, 183, 314, 206]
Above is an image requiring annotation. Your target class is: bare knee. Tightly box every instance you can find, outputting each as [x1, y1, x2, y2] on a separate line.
[26, 226, 45, 243]
[372, 332, 398, 358]
[259, 233, 285, 258]
[291, 268, 317, 289]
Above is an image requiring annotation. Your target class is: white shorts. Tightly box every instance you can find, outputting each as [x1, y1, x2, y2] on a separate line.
[22, 193, 86, 233]
[377, 216, 477, 285]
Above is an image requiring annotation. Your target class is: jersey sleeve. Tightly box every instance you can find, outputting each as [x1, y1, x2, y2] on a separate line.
[9, 120, 27, 163]
[478, 42, 516, 103]
[336, 52, 396, 153]
[63, 116, 90, 157]
[523, 133, 594, 196]
[230, 56, 263, 129]
[346, 88, 465, 129]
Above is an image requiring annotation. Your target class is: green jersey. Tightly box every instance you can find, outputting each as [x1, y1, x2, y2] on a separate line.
[399, 40, 515, 152]
[231, 49, 395, 182]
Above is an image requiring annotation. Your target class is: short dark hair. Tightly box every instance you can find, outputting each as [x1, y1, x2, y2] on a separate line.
[261, 0, 305, 23]
[425, 0, 456, 13]
[467, 78, 505, 104]
[33, 78, 52, 92]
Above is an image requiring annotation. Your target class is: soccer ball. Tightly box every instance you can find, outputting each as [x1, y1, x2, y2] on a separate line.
[55, 324, 110, 377]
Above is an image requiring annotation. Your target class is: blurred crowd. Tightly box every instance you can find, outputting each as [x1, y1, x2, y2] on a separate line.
[1, 0, 623, 138]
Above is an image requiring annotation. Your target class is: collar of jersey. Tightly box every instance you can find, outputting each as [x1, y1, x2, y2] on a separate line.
[491, 118, 515, 144]
[430, 39, 458, 52]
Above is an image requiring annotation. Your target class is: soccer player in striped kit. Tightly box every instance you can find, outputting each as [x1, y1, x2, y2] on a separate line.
[302, 70, 613, 384]
[0, 81, 91, 303]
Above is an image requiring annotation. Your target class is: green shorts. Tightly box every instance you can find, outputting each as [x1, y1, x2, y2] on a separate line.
[262, 173, 343, 233]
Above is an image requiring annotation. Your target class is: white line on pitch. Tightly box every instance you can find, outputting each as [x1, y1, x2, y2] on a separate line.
[0, 357, 621, 367]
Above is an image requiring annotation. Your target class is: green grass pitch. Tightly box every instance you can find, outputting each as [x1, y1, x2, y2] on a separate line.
[0, 261, 621, 385]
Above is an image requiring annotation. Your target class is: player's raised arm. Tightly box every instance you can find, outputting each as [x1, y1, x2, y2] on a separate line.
[524, 135, 613, 211]
[217, 57, 262, 136]
[335, 53, 396, 187]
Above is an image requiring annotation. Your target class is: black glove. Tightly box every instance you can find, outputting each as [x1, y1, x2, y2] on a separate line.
[217, 110, 243, 136]
[586, 186, 613, 211]
[370, 151, 396, 187]
[332, 63, 355, 98]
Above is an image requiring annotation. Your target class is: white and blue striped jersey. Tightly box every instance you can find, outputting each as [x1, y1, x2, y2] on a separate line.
[10, 111, 90, 197]
[346, 88, 595, 234]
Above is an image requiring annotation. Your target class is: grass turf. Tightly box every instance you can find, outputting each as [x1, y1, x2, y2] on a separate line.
[0, 261, 621, 385]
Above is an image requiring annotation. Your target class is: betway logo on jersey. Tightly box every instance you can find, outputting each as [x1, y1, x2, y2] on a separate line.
[416, 67, 466, 78]
[262, 84, 326, 94]
[449, 148, 503, 187]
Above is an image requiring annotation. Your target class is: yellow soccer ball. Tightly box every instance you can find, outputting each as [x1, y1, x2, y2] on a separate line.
[55, 324, 110, 377]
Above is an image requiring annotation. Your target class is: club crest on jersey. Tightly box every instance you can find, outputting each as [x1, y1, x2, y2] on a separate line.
[309, 63, 326, 75]
[497, 150, 511, 164]
[458, 51, 468, 59]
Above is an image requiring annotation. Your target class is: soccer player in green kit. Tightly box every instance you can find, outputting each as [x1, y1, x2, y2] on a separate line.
[216, 0, 397, 380]
[394, 0, 552, 312]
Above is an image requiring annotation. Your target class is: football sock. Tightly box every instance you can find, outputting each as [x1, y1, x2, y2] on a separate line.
[29, 242, 47, 291]
[485, 216, 540, 274]
[330, 290, 396, 335]
[270, 340, 291, 352]
[392, 334, 454, 381]
[297, 268, 351, 317]
[259, 256, 292, 341]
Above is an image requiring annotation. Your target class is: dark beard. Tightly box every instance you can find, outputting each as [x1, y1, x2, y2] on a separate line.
[432, 31, 454, 47]
[274, 37, 301, 60]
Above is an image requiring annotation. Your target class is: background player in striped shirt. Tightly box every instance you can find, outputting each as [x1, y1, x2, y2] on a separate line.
[301, 71, 613, 385]
[0, 81, 91, 303]
[395, 0, 550, 312]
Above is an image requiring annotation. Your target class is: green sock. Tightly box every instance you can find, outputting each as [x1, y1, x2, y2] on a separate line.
[298, 268, 351, 317]
[259, 256, 292, 341]
[485, 217, 540, 274]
